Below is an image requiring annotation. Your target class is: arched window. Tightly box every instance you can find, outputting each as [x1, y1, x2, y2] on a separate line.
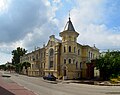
[50, 49, 54, 56]
[69, 46, 71, 52]
[69, 59, 71, 64]
[91, 53, 92, 59]
[49, 49, 54, 68]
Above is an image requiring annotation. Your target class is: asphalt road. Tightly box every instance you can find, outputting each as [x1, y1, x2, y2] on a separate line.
[7, 72, 120, 95]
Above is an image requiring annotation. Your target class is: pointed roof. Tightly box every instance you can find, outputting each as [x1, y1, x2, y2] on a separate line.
[64, 17, 75, 31]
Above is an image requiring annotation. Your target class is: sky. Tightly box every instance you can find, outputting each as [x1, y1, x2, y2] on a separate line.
[0, 0, 120, 64]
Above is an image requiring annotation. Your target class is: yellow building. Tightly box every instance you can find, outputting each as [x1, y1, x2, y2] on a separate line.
[20, 17, 99, 79]
[20, 47, 45, 76]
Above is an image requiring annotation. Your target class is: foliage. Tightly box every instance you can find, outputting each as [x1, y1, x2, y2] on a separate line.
[0, 64, 6, 70]
[110, 78, 119, 84]
[11, 47, 27, 73]
[110, 76, 120, 84]
[12, 47, 27, 65]
[96, 50, 120, 80]
[15, 63, 22, 73]
[0, 63, 15, 71]
[6, 65, 15, 71]
[15, 62, 31, 73]
[118, 76, 120, 81]
[22, 62, 31, 69]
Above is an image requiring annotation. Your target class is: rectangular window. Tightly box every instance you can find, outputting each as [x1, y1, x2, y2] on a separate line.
[76, 62, 78, 69]
[64, 47, 66, 53]
[78, 49, 80, 55]
[73, 59, 75, 64]
[41, 53, 43, 58]
[80, 62, 82, 69]
[69, 59, 71, 64]
[36, 54, 38, 60]
[89, 52, 90, 58]
[43, 63, 45, 68]
[74, 47, 76, 53]
[69, 46, 71, 52]
[64, 59, 66, 64]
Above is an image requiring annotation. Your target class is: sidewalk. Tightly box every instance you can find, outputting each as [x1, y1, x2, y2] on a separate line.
[58, 79, 120, 86]
[0, 71, 36, 95]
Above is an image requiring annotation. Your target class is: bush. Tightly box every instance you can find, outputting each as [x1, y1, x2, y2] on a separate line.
[110, 76, 120, 84]
[117, 76, 120, 81]
[110, 78, 118, 84]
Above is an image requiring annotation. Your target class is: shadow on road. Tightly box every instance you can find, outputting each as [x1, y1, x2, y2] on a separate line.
[0, 86, 15, 95]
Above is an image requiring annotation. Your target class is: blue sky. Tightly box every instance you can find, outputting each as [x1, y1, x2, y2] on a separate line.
[0, 0, 120, 64]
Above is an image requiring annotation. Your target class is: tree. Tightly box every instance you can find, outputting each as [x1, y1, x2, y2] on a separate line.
[5, 62, 15, 72]
[0, 64, 6, 71]
[15, 63, 22, 73]
[96, 50, 120, 80]
[12, 47, 27, 65]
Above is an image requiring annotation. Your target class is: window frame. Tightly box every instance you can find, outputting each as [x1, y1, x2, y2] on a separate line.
[69, 46, 71, 52]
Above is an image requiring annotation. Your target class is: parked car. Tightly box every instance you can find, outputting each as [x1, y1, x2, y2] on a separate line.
[43, 74, 56, 81]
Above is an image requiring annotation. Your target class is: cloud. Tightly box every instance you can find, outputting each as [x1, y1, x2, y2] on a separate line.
[53, 0, 61, 3]
[1, 0, 120, 64]
[77, 24, 120, 49]
[22, 19, 59, 50]
[0, 0, 53, 43]
[0, 0, 60, 63]
[0, 52, 12, 64]
[103, 0, 120, 28]
[65, 0, 120, 50]
[0, 0, 10, 13]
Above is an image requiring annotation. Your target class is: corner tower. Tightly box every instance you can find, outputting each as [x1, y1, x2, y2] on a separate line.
[59, 17, 79, 42]
[59, 17, 80, 79]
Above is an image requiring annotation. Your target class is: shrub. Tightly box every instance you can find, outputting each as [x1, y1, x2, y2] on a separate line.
[110, 78, 118, 84]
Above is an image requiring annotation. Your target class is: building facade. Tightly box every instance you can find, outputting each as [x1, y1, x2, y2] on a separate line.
[20, 17, 99, 79]
[20, 47, 45, 76]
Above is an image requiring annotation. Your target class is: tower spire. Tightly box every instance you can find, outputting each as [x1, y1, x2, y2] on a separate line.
[63, 11, 75, 31]
[69, 10, 71, 21]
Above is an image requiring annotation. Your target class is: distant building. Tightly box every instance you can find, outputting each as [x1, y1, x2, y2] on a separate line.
[20, 17, 100, 79]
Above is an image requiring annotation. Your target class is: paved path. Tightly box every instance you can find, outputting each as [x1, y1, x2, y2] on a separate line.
[10, 72, 120, 95]
[0, 71, 36, 95]
[1, 71, 120, 95]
